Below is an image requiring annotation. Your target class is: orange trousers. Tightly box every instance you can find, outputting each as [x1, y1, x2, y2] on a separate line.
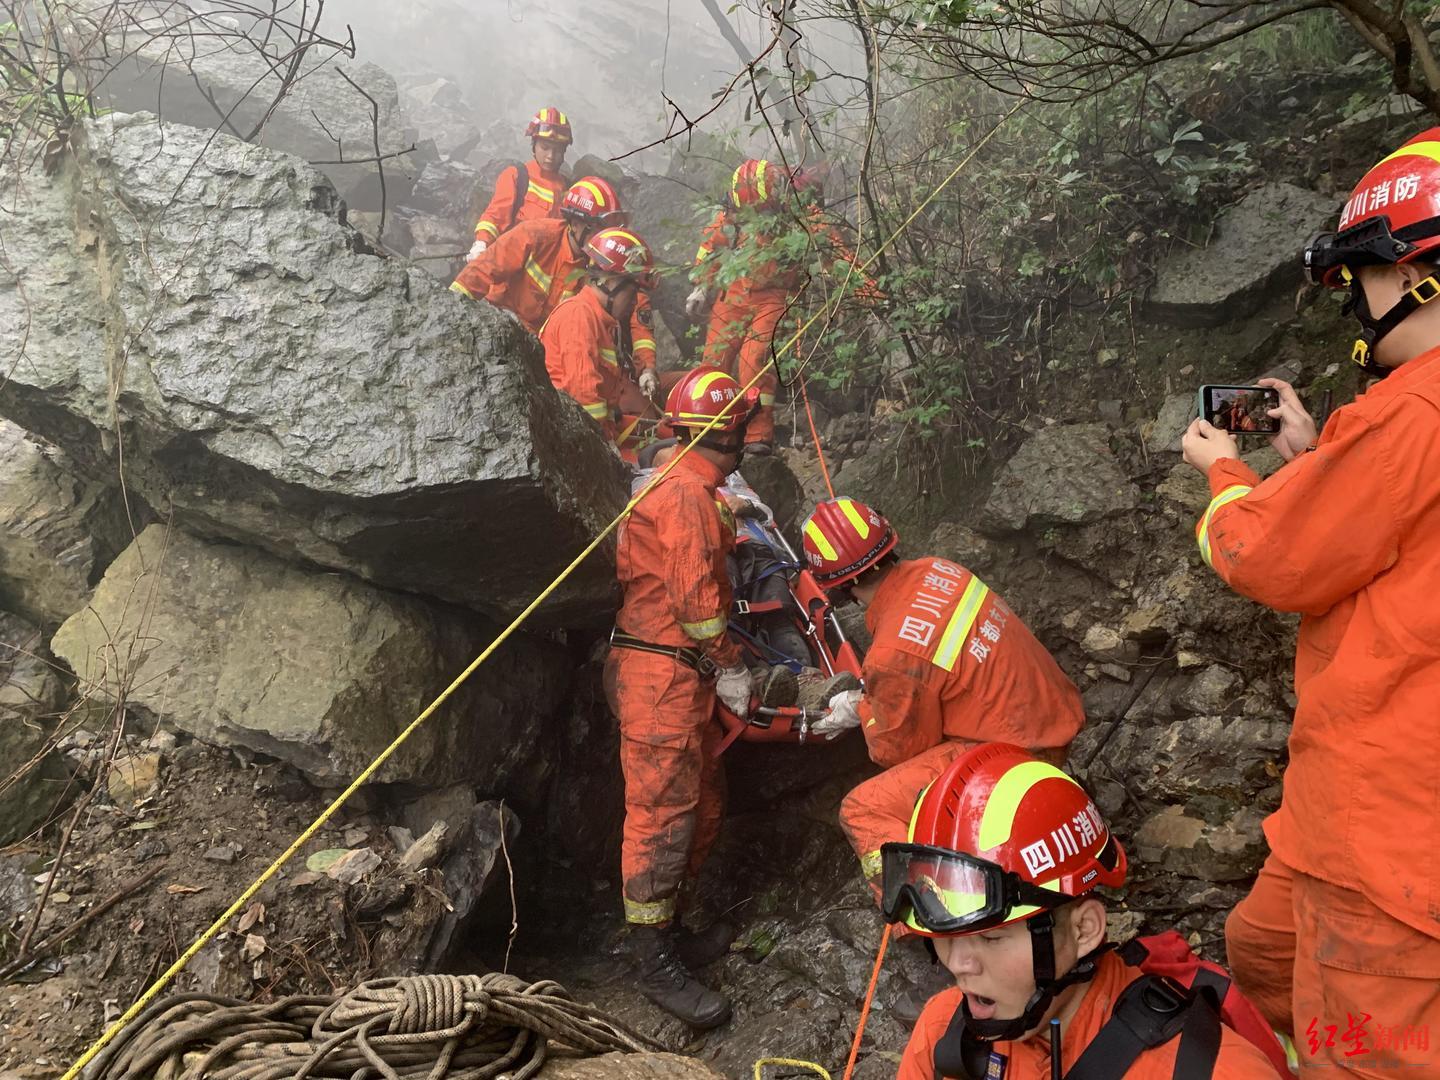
[604, 648, 725, 926]
[1226, 853, 1440, 1075]
[702, 289, 787, 445]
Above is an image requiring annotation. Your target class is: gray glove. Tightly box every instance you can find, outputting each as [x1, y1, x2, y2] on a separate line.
[810, 688, 862, 740]
[468, 239, 488, 261]
[715, 664, 752, 720]
[685, 286, 710, 318]
[638, 369, 660, 400]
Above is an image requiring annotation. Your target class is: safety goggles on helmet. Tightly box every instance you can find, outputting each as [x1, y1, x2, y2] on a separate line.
[880, 842, 1072, 934]
[1304, 215, 1440, 288]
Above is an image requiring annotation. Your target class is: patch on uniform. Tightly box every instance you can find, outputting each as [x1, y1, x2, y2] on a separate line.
[985, 1051, 1006, 1080]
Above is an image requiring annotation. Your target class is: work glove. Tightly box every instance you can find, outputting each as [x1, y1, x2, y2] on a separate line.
[715, 664, 752, 720]
[638, 369, 660, 400]
[468, 239, 488, 262]
[810, 688, 862, 740]
[685, 286, 710, 318]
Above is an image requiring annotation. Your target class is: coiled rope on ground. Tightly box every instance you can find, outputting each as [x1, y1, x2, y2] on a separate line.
[83, 971, 660, 1080]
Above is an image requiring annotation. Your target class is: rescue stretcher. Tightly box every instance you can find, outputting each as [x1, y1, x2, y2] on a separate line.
[716, 515, 866, 751]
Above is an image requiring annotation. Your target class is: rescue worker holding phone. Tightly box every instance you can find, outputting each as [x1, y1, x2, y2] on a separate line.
[604, 366, 757, 1029]
[796, 498, 1085, 896]
[1182, 128, 1440, 1074]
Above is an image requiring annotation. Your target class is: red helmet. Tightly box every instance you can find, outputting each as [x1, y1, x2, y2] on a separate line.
[730, 158, 787, 209]
[562, 177, 625, 227]
[883, 743, 1127, 938]
[584, 227, 655, 289]
[1306, 128, 1440, 288]
[800, 498, 897, 587]
[526, 107, 573, 144]
[664, 366, 751, 436]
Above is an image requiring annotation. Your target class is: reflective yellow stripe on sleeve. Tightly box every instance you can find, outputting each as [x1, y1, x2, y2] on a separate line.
[1196, 484, 1253, 568]
[449, 280, 476, 299]
[632, 337, 656, 353]
[475, 220, 499, 239]
[599, 347, 618, 368]
[859, 850, 883, 881]
[680, 614, 726, 640]
[582, 401, 609, 419]
[624, 897, 675, 925]
[525, 256, 553, 293]
[930, 576, 991, 673]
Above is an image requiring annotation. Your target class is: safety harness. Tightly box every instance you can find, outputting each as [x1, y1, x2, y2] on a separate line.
[609, 629, 717, 676]
[932, 940, 1236, 1080]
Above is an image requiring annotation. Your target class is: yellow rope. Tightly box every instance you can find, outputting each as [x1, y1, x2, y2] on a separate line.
[60, 102, 1021, 1080]
[754, 1057, 834, 1080]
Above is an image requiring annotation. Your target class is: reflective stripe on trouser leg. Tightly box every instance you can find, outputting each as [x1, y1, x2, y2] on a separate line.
[838, 740, 979, 903]
[604, 648, 715, 924]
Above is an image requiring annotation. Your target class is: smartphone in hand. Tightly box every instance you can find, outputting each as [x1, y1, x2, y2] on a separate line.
[1197, 384, 1281, 435]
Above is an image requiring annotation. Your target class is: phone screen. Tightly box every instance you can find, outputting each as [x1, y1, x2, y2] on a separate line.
[1199, 385, 1281, 434]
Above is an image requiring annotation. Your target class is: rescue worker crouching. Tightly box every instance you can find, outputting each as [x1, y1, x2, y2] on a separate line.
[1182, 127, 1440, 1070]
[453, 175, 662, 407]
[798, 498, 1085, 895]
[468, 106, 572, 261]
[540, 226, 660, 458]
[891, 744, 1283, 1079]
[605, 366, 758, 1028]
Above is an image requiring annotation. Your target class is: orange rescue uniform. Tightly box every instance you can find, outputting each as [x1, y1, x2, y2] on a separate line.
[837, 558, 1085, 880]
[605, 452, 742, 925]
[694, 208, 870, 445]
[899, 954, 1280, 1080]
[540, 288, 656, 452]
[473, 159, 565, 244]
[1196, 344, 1440, 1057]
[451, 218, 657, 374]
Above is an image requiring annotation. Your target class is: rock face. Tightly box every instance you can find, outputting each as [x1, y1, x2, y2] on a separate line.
[1148, 183, 1335, 326]
[100, 24, 412, 210]
[981, 423, 1141, 533]
[50, 526, 570, 788]
[0, 611, 72, 844]
[0, 421, 126, 626]
[0, 113, 629, 626]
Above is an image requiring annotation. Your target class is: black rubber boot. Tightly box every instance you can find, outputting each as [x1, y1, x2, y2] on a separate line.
[676, 919, 737, 968]
[627, 924, 732, 1029]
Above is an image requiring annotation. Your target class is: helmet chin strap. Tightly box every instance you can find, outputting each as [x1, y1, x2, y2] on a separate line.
[1346, 273, 1440, 379]
[960, 912, 1110, 1042]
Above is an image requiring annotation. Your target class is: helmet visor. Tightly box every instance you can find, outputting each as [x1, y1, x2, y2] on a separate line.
[880, 843, 1067, 934]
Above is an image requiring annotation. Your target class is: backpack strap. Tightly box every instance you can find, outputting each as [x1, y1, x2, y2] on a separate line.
[1063, 975, 1221, 1080]
[508, 162, 528, 231]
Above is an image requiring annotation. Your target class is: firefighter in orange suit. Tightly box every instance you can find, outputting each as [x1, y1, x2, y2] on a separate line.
[605, 366, 756, 1029]
[798, 497, 1085, 891]
[453, 177, 662, 400]
[685, 159, 873, 453]
[467, 107, 571, 261]
[539, 227, 659, 457]
[1182, 127, 1440, 1075]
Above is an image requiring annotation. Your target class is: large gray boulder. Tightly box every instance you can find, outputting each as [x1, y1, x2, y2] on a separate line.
[51, 525, 570, 788]
[1148, 182, 1335, 326]
[981, 423, 1141, 533]
[1, 612, 72, 844]
[0, 113, 628, 626]
[99, 17, 412, 210]
[0, 421, 126, 626]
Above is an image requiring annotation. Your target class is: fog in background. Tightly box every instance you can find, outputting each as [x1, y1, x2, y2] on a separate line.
[325, 1, 869, 174]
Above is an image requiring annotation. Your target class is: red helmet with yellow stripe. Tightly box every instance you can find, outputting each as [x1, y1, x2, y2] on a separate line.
[730, 158, 787, 209]
[664, 366, 751, 436]
[584, 227, 655, 289]
[800, 498, 898, 587]
[526, 107, 573, 144]
[562, 177, 625, 227]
